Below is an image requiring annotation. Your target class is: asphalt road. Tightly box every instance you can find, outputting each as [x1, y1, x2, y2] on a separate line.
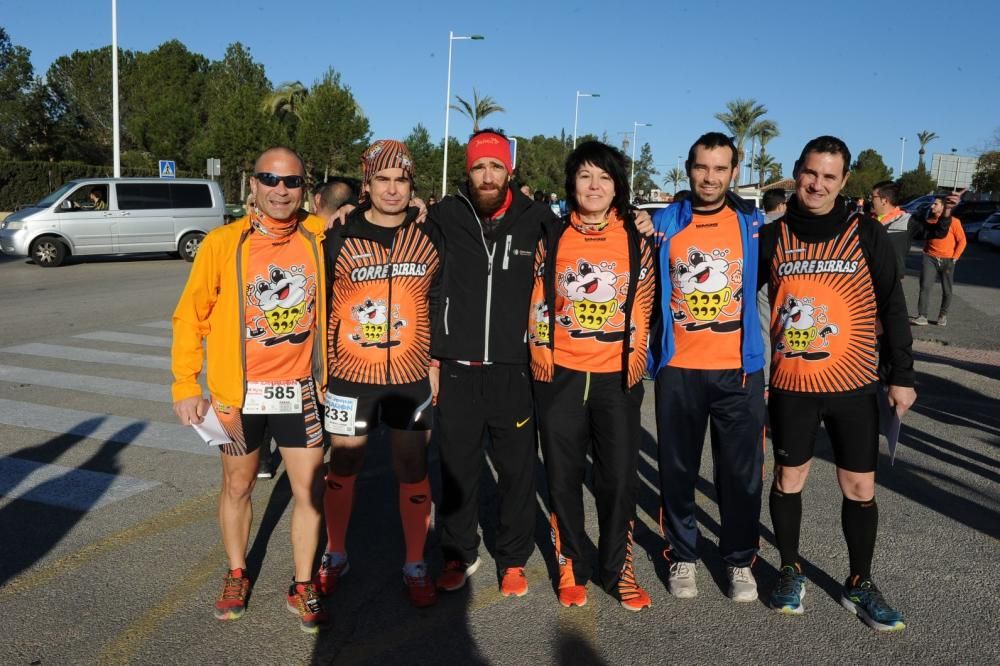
[0, 242, 997, 665]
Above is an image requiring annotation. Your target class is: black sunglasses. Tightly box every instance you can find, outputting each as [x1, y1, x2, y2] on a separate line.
[254, 172, 306, 189]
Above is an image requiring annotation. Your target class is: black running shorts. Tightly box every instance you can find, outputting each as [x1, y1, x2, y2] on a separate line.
[215, 377, 324, 457]
[324, 377, 433, 438]
[768, 390, 879, 473]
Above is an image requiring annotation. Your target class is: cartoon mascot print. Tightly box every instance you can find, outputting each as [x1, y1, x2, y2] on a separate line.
[247, 264, 315, 346]
[556, 259, 627, 343]
[775, 295, 839, 360]
[348, 298, 406, 348]
[670, 247, 742, 333]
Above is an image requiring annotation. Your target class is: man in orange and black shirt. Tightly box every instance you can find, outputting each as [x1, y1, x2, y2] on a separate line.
[318, 140, 441, 608]
[758, 136, 916, 631]
[914, 195, 966, 327]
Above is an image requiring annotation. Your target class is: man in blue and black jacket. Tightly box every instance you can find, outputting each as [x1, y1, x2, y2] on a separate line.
[648, 132, 767, 603]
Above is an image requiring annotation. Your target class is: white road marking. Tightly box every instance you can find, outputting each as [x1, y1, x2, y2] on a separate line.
[0, 365, 170, 403]
[0, 457, 160, 511]
[0, 399, 214, 457]
[74, 331, 172, 348]
[2, 343, 170, 371]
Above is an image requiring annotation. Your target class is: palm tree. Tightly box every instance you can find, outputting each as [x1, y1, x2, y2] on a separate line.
[752, 120, 779, 188]
[714, 98, 768, 183]
[916, 130, 939, 170]
[666, 167, 687, 194]
[752, 154, 781, 185]
[451, 89, 506, 132]
[262, 81, 308, 124]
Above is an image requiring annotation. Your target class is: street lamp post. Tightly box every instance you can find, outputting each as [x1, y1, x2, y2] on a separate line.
[441, 31, 484, 198]
[111, 0, 121, 177]
[572, 91, 600, 149]
[629, 122, 652, 196]
[899, 136, 906, 176]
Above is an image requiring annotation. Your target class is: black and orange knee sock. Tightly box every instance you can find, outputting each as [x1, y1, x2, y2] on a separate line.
[399, 476, 431, 564]
[769, 486, 802, 569]
[842, 496, 878, 581]
[324, 472, 357, 555]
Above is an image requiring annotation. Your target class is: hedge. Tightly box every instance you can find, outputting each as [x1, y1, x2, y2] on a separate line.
[0, 160, 198, 211]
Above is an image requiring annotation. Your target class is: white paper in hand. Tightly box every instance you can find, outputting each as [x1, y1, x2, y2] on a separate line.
[191, 405, 232, 447]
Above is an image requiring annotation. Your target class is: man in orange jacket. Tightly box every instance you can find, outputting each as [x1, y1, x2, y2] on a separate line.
[171, 147, 330, 633]
[913, 195, 966, 327]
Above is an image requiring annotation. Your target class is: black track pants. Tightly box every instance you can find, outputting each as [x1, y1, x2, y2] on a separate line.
[536, 366, 644, 590]
[654, 366, 766, 567]
[436, 362, 537, 569]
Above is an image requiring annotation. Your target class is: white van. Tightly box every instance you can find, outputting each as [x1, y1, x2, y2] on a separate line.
[0, 178, 225, 267]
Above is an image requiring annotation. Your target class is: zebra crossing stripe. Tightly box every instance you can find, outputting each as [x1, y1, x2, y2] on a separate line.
[0, 365, 170, 403]
[0, 399, 214, 457]
[74, 331, 172, 348]
[2, 343, 170, 371]
[0, 457, 160, 511]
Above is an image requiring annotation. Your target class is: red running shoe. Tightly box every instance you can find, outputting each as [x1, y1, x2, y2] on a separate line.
[286, 581, 328, 634]
[214, 568, 250, 620]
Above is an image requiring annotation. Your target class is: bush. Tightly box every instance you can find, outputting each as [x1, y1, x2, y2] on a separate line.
[0, 160, 197, 210]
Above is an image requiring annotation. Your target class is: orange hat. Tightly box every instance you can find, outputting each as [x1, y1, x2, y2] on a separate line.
[361, 139, 413, 182]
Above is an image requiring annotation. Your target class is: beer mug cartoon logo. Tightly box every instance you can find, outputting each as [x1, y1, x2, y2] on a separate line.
[351, 299, 388, 342]
[533, 302, 550, 343]
[560, 260, 621, 330]
[249, 266, 309, 335]
[778, 296, 838, 353]
[673, 249, 732, 321]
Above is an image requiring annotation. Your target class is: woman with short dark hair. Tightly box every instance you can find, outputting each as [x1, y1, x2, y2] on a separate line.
[528, 141, 656, 610]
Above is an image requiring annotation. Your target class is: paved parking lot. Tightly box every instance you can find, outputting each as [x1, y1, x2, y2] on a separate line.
[0, 247, 997, 665]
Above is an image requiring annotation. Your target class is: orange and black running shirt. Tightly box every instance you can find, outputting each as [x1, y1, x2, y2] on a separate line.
[768, 216, 878, 393]
[667, 205, 744, 369]
[528, 211, 654, 387]
[244, 228, 318, 382]
[325, 209, 440, 385]
[552, 215, 633, 372]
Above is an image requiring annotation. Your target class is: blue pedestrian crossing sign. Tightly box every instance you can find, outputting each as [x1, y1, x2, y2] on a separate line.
[159, 160, 176, 179]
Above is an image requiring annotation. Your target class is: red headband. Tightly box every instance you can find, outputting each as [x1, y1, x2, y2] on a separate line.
[466, 133, 512, 173]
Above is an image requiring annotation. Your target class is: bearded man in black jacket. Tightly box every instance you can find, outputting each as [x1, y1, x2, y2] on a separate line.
[428, 129, 557, 597]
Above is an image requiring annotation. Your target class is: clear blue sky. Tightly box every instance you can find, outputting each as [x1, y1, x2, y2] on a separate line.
[5, 0, 999, 186]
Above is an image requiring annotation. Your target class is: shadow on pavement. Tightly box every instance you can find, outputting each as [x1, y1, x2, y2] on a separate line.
[0, 418, 143, 586]
[245, 469, 293, 584]
[557, 629, 609, 666]
[308, 427, 486, 665]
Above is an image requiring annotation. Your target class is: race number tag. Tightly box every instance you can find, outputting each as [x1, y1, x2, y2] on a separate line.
[243, 381, 302, 414]
[324, 392, 358, 435]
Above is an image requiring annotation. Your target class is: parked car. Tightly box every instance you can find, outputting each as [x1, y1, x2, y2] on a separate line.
[938, 200, 999, 242]
[952, 200, 1000, 225]
[0, 178, 225, 267]
[961, 209, 999, 241]
[976, 212, 1000, 248]
[901, 194, 936, 213]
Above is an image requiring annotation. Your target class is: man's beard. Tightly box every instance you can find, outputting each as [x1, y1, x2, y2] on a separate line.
[469, 180, 509, 218]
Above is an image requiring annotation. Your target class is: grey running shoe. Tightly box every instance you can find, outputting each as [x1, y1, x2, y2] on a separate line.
[937, 315, 947, 327]
[667, 561, 698, 599]
[727, 565, 758, 602]
[912, 315, 929, 326]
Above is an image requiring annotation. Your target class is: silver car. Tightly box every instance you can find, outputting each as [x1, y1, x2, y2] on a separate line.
[0, 178, 225, 267]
